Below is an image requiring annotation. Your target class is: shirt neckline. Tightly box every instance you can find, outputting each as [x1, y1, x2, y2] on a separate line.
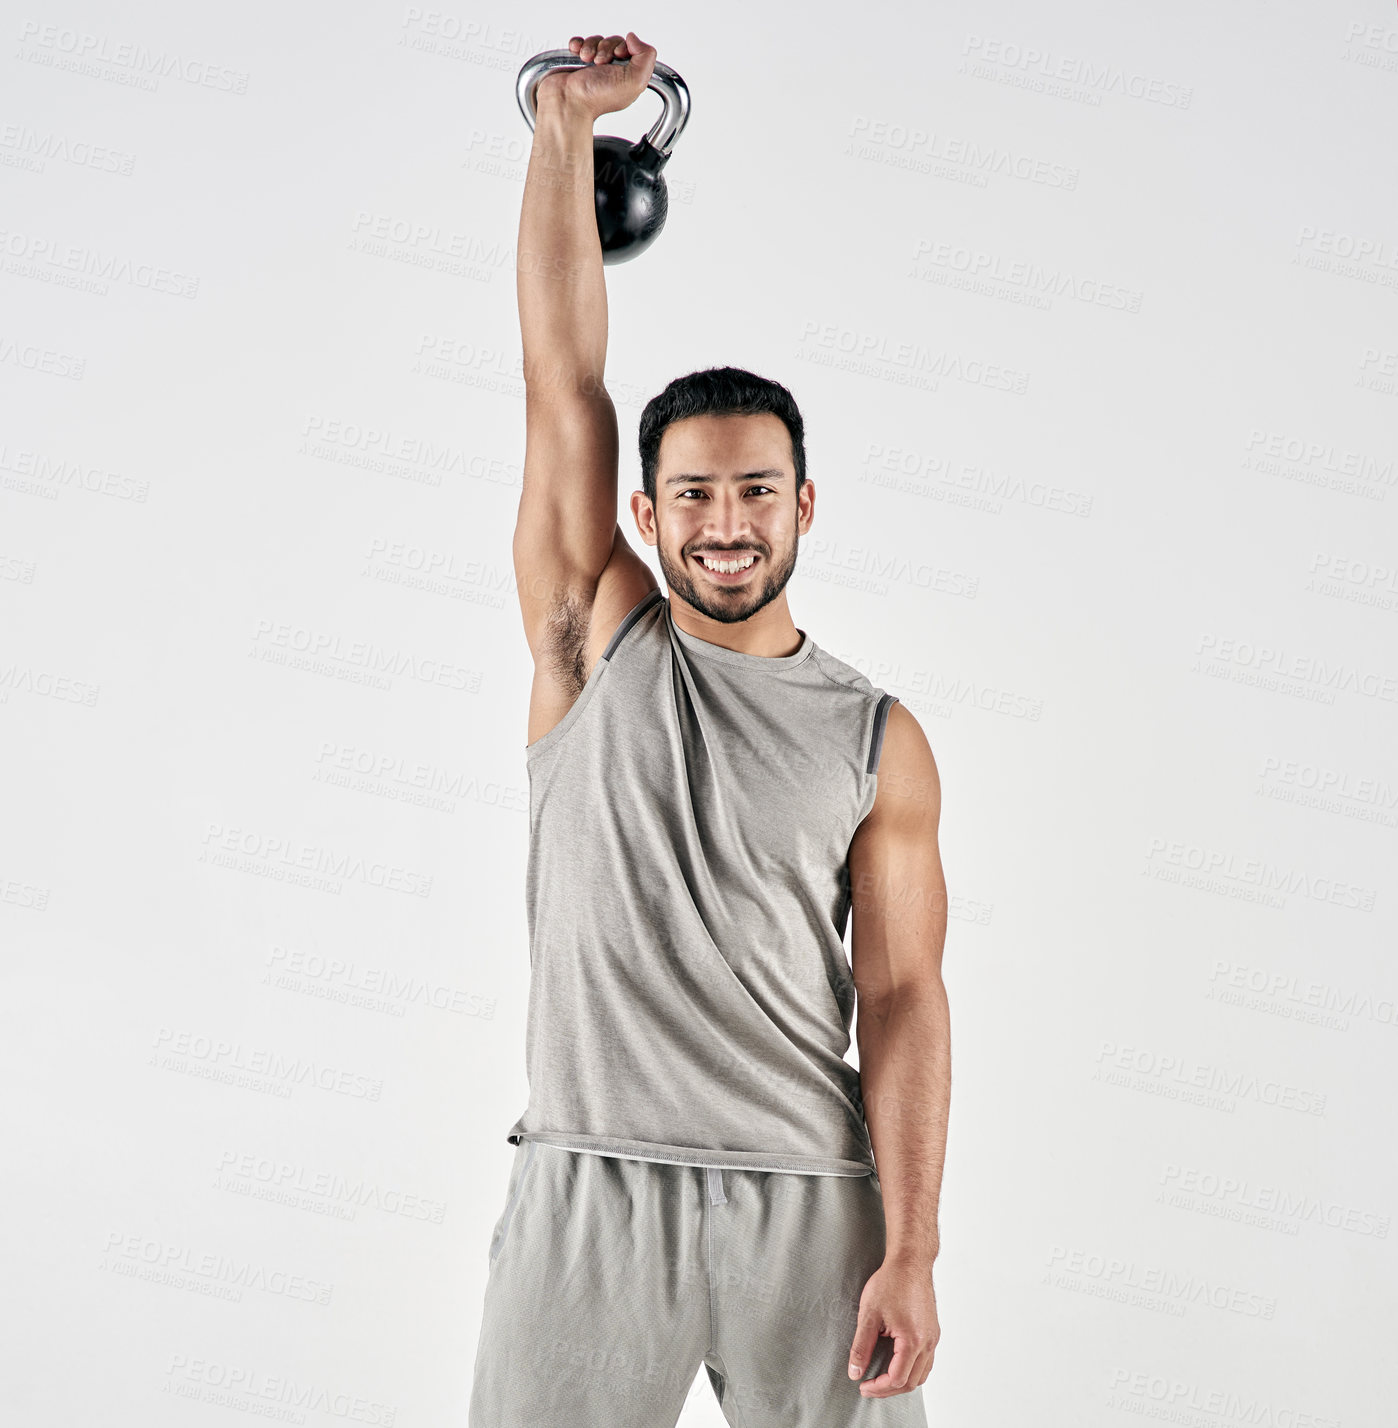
[665, 598, 814, 670]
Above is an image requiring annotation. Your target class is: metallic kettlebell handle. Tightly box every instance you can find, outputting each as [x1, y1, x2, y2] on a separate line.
[516, 49, 691, 159]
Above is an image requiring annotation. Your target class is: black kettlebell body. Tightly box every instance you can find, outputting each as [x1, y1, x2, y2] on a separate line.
[592, 135, 670, 265]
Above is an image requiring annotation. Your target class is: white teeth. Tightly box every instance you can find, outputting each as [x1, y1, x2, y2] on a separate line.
[698, 554, 756, 574]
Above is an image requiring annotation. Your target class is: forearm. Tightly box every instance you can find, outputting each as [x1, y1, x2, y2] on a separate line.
[857, 981, 951, 1270]
[517, 92, 608, 395]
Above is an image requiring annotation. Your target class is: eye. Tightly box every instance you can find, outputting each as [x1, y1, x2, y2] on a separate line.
[676, 486, 775, 499]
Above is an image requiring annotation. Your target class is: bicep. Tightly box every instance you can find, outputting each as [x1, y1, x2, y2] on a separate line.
[848, 703, 948, 1011]
[513, 388, 622, 655]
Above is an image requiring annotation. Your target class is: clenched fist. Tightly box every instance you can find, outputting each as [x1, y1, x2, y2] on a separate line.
[535, 31, 658, 121]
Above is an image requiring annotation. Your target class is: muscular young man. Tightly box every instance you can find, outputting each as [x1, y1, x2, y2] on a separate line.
[470, 30, 951, 1428]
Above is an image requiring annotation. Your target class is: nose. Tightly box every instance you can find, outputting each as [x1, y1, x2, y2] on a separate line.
[699, 493, 754, 542]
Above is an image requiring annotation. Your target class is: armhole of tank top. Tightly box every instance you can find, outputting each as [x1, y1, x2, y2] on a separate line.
[524, 587, 662, 764]
[867, 692, 898, 776]
[601, 586, 663, 661]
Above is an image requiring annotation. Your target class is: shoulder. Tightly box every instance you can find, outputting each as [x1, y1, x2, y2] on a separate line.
[808, 643, 877, 696]
[578, 543, 663, 677]
[865, 702, 941, 830]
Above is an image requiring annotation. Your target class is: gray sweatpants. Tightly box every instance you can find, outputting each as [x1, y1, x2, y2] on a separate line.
[469, 1141, 929, 1427]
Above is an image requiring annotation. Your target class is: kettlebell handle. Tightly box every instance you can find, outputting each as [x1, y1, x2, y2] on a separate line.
[515, 49, 691, 159]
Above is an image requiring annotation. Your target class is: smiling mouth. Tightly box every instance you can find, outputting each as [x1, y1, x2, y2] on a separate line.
[692, 551, 759, 576]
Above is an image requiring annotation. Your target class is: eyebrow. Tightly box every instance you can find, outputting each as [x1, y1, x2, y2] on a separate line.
[663, 469, 788, 487]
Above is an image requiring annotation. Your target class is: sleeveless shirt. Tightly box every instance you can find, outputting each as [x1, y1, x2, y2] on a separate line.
[506, 588, 899, 1176]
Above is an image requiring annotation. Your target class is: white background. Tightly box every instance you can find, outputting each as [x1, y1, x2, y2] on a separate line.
[3, 2, 1396, 1424]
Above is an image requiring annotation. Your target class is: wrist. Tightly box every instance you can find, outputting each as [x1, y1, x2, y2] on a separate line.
[534, 85, 597, 126]
[884, 1243, 939, 1272]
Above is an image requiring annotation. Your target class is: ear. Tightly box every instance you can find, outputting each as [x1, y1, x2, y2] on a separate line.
[797, 478, 815, 536]
[631, 489, 658, 547]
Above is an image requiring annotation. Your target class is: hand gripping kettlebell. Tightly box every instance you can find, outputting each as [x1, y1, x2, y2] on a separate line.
[515, 48, 691, 265]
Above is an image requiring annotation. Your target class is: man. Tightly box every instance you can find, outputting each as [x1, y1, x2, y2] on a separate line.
[470, 30, 950, 1428]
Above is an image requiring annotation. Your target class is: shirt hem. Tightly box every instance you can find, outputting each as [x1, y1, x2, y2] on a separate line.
[507, 1128, 875, 1177]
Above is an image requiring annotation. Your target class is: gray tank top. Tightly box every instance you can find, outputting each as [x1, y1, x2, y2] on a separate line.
[506, 589, 899, 1176]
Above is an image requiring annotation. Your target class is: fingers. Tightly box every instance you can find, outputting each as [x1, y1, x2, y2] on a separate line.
[857, 1334, 916, 1398]
[862, 1348, 931, 1393]
[859, 1346, 937, 1398]
[847, 1313, 881, 1381]
[565, 32, 648, 64]
[568, 33, 626, 64]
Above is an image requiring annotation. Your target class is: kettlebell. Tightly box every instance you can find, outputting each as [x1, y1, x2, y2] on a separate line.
[515, 48, 691, 265]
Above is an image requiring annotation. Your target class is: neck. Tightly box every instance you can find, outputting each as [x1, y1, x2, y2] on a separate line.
[668, 593, 803, 658]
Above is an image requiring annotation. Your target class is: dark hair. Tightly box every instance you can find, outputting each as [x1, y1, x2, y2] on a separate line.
[638, 366, 806, 506]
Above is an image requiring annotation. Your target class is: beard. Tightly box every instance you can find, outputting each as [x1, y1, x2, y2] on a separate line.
[656, 516, 800, 626]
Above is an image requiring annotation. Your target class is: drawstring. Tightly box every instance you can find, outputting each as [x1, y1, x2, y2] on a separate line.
[706, 1166, 727, 1205]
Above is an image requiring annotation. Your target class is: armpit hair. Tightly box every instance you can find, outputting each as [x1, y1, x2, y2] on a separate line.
[540, 591, 592, 700]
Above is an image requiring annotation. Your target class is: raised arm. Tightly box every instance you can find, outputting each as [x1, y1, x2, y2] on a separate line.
[513, 31, 659, 746]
